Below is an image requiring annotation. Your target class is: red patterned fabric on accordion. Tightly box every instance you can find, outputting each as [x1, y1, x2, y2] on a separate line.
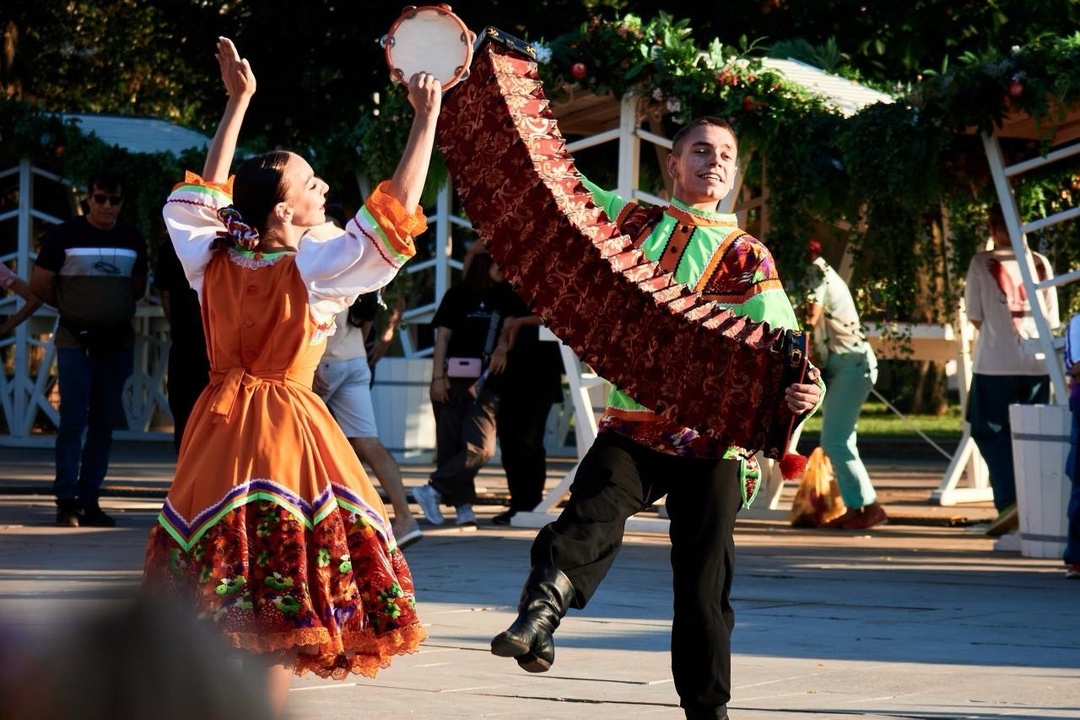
[436, 29, 809, 459]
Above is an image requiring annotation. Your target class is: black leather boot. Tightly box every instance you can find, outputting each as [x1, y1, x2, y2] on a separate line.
[490, 565, 574, 672]
[55, 499, 81, 528]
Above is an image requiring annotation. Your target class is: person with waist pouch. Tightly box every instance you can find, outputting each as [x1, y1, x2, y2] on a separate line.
[30, 168, 148, 528]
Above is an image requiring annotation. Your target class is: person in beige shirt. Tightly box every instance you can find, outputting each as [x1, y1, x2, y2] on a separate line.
[965, 205, 1059, 534]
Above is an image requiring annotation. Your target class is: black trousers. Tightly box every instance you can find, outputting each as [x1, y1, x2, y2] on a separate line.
[530, 432, 740, 714]
[496, 389, 556, 512]
[967, 373, 1049, 512]
[430, 379, 498, 506]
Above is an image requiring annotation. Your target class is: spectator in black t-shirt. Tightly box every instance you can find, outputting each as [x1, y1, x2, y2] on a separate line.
[155, 238, 210, 454]
[30, 169, 148, 528]
[486, 283, 564, 525]
[412, 246, 503, 529]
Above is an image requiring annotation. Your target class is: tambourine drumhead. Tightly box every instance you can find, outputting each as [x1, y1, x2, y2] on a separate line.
[383, 5, 474, 90]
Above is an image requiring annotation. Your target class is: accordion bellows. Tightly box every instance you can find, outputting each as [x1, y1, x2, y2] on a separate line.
[436, 31, 808, 458]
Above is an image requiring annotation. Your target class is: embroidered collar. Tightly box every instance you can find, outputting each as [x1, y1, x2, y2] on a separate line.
[228, 247, 293, 270]
[667, 197, 738, 228]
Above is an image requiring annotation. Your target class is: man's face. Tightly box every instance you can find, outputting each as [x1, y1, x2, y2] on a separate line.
[666, 124, 738, 210]
[86, 184, 123, 230]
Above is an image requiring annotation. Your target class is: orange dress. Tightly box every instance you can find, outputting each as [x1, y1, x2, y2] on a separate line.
[143, 174, 427, 679]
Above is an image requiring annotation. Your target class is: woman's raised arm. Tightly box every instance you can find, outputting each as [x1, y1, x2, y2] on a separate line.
[202, 37, 257, 184]
[384, 73, 442, 214]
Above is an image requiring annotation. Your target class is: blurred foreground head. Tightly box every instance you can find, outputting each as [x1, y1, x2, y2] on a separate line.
[1, 595, 272, 720]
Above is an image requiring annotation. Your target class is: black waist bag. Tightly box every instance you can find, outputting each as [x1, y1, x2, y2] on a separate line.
[59, 318, 134, 357]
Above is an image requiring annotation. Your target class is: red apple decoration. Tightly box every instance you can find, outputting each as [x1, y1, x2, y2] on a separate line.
[571, 62, 587, 80]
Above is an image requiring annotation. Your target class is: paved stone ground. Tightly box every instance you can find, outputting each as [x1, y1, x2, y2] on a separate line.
[1, 442, 1077, 719]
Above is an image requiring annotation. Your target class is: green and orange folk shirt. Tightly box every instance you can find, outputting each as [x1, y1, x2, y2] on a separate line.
[584, 178, 818, 500]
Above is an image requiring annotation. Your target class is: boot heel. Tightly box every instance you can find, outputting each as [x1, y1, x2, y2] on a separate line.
[515, 651, 552, 673]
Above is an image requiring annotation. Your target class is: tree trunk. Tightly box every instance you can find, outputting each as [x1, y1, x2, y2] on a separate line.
[907, 360, 949, 415]
[907, 214, 951, 415]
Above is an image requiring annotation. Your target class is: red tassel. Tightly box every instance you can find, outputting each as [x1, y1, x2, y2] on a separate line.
[778, 452, 807, 481]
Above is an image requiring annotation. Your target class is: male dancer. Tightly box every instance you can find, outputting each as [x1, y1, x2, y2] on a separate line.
[490, 116, 822, 720]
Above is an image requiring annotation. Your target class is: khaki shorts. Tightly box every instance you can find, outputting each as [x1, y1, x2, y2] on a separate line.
[318, 357, 378, 438]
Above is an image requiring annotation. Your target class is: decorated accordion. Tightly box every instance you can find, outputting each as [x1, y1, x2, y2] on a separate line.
[436, 28, 809, 458]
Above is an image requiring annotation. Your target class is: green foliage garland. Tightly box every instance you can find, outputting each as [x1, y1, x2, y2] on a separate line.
[351, 12, 1076, 326]
[6, 12, 1080, 329]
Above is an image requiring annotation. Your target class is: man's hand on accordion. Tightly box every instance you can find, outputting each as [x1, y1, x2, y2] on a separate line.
[784, 366, 822, 415]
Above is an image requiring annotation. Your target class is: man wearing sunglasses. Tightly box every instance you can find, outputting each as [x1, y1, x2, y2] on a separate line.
[30, 169, 148, 528]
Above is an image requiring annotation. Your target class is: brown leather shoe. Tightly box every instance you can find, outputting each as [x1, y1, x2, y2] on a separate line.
[841, 502, 887, 530]
[985, 503, 1018, 537]
[820, 508, 859, 529]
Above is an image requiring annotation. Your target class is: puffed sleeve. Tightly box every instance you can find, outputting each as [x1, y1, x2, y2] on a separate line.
[581, 176, 628, 222]
[162, 171, 234, 299]
[296, 181, 423, 324]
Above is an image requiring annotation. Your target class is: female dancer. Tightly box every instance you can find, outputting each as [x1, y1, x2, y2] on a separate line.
[143, 37, 440, 716]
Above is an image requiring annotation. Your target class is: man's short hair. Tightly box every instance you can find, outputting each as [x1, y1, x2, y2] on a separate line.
[671, 117, 738, 155]
[88, 169, 124, 195]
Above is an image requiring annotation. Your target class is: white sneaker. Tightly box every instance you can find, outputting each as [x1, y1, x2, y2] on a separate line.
[393, 519, 423, 549]
[413, 484, 444, 525]
[455, 503, 478, 529]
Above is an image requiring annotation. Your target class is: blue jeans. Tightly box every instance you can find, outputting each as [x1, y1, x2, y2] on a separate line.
[54, 346, 133, 504]
[821, 351, 878, 508]
[1064, 398, 1080, 565]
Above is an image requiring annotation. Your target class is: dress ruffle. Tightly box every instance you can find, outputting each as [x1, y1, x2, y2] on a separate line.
[144, 488, 426, 679]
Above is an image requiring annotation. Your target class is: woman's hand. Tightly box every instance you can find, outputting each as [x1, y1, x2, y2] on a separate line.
[203, 38, 254, 182]
[216, 37, 256, 102]
[488, 346, 508, 374]
[429, 376, 449, 404]
[406, 72, 441, 119]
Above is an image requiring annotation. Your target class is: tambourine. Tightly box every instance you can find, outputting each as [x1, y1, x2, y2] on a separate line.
[382, 5, 475, 90]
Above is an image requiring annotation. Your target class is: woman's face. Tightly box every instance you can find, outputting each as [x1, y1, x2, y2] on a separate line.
[489, 260, 504, 282]
[281, 153, 329, 227]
